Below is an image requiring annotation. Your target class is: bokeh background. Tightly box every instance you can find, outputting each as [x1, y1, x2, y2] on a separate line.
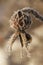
[0, 0, 43, 65]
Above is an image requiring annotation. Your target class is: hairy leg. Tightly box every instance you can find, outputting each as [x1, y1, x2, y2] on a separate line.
[19, 31, 32, 57]
[8, 31, 19, 53]
[19, 30, 32, 47]
[22, 7, 43, 21]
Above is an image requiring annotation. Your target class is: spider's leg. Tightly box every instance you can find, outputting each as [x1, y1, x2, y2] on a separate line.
[19, 34, 23, 47]
[19, 34, 24, 58]
[25, 32, 32, 47]
[22, 7, 43, 21]
[9, 31, 19, 53]
[19, 31, 31, 57]
[20, 30, 32, 47]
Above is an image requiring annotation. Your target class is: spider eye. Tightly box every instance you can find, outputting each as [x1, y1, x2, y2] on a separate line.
[18, 11, 22, 18]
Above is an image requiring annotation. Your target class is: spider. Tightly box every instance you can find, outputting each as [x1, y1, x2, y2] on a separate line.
[9, 7, 43, 57]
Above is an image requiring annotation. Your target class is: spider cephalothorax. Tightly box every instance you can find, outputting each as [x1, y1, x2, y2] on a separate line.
[9, 7, 43, 56]
[10, 10, 32, 32]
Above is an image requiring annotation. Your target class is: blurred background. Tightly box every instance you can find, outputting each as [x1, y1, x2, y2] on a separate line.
[0, 0, 43, 65]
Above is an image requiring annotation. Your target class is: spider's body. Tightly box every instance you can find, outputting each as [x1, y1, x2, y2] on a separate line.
[9, 9, 32, 47]
[10, 10, 32, 31]
[9, 7, 43, 54]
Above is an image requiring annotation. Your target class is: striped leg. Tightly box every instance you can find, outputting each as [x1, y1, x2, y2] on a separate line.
[9, 31, 19, 54]
[19, 31, 32, 58]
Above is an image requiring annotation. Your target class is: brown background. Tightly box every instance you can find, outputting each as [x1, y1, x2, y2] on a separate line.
[0, 0, 43, 65]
